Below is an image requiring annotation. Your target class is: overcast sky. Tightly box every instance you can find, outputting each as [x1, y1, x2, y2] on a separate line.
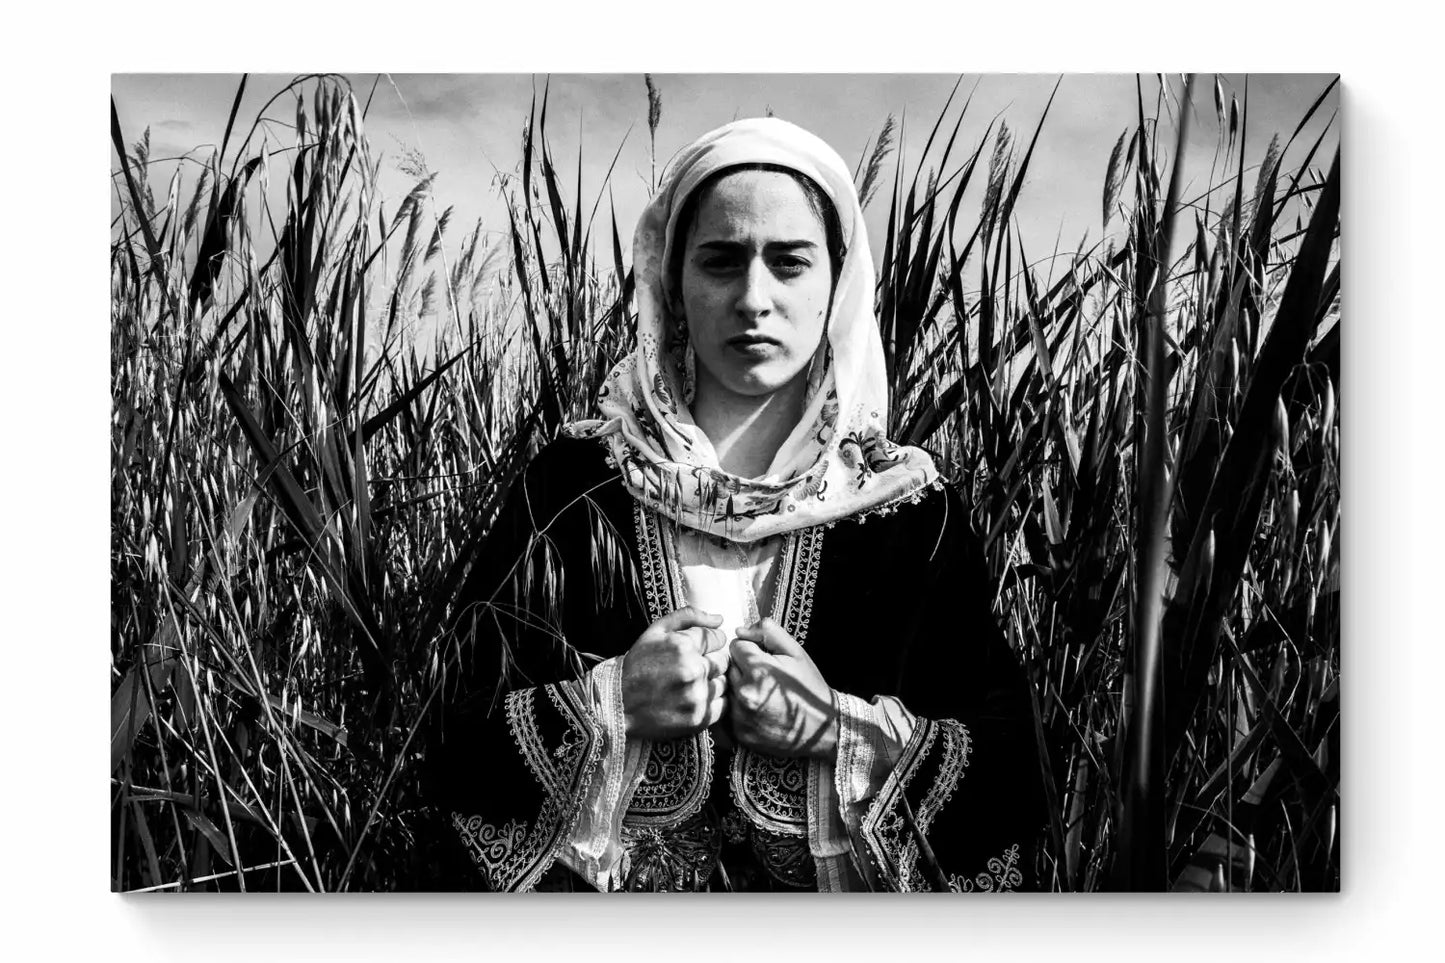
[112, 72, 1337, 335]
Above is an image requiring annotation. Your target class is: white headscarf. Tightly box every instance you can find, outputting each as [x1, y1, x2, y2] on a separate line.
[564, 117, 938, 543]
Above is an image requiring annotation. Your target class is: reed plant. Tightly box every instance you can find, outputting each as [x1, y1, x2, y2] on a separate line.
[111, 73, 1339, 892]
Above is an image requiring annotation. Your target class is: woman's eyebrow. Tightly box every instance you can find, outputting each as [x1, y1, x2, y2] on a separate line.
[695, 239, 820, 252]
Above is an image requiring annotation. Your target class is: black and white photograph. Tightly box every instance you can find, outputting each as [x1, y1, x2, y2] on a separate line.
[107, 71, 1342, 895]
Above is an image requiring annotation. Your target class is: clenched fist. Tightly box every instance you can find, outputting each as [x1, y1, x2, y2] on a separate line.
[728, 617, 840, 761]
[622, 606, 731, 741]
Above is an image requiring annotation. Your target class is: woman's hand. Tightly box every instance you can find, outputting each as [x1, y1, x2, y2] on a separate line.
[622, 606, 731, 741]
[727, 618, 839, 761]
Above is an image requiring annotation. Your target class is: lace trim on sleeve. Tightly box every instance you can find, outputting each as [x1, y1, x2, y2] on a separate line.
[807, 755, 852, 892]
[555, 656, 648, 890]
[833, 691, 883, 836]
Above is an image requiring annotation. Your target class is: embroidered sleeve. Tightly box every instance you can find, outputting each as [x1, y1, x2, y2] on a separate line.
[843, 482, 1044, 892]
[824, 694, 1029, 893]
[450, 657, 639, 892]
[856, 715, 973, 892]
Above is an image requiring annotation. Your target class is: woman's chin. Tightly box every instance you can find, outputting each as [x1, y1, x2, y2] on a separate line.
[720, 366, 801, 399]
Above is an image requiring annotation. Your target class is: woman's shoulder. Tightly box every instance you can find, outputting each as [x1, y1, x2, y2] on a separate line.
[516, 434, 629, 517]
[828, 476, 967, 530]
[820, 477, 979, 565]
[525, 433, 616, 480]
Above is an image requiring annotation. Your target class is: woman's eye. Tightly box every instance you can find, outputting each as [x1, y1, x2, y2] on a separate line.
[772, 257, 810, 276]
[697, 255, 811, 276]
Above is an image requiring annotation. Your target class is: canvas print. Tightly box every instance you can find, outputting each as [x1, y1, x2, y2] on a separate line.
[110, 73, 1341, 893]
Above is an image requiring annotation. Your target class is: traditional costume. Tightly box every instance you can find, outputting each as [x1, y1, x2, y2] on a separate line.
[425, 118, 1046, 892]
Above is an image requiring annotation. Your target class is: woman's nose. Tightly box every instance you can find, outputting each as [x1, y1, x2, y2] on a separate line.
[734, 258, 774, 318]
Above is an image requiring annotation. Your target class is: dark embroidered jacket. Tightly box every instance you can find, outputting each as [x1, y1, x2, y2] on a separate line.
[423, 437, 1046, 892]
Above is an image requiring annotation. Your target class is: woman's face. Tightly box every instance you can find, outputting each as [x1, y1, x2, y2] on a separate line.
[678, 169, 833, 400]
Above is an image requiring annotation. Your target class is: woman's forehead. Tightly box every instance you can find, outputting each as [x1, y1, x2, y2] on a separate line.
[686, 169, 825, 242]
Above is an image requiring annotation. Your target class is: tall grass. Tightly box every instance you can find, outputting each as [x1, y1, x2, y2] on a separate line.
[111, 73, 1339, 892]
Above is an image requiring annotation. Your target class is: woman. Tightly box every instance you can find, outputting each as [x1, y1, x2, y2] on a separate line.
[425, 117, 1046, 892]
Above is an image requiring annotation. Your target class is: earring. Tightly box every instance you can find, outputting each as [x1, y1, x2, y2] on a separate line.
[683, 342, 697, 405]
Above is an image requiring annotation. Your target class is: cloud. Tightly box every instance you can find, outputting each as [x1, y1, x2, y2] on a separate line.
[359, 74, 519, 124]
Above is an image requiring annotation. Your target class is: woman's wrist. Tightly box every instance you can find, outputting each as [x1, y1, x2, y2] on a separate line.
[807, 691, 842, 761]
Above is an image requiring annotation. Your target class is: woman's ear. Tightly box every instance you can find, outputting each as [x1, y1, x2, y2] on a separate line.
[683, 341, 697, 405]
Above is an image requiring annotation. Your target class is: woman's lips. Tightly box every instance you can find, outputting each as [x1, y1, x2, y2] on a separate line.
[727, 334, 781, 355]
